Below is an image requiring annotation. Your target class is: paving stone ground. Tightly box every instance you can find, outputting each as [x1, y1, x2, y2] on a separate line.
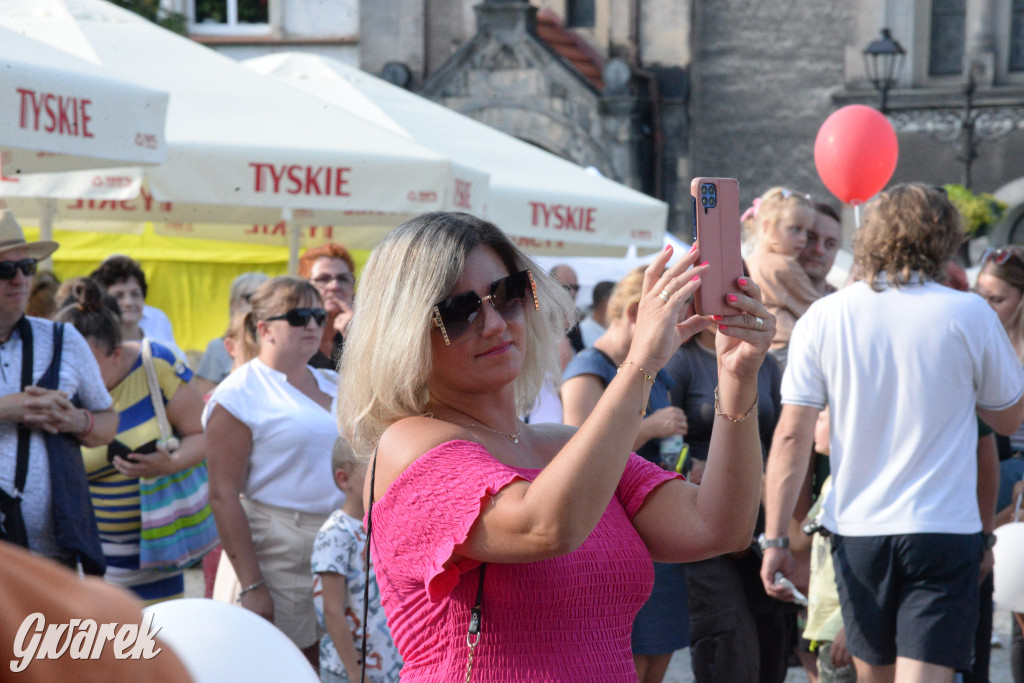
[184, 568, 1016, 682]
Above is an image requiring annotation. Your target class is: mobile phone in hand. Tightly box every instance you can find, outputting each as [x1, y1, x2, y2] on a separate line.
[691, 177, 744, 317]
[106, 438, 159, 463]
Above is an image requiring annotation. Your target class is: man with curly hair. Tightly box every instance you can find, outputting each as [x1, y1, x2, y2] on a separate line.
[760, 184, 1024, 683]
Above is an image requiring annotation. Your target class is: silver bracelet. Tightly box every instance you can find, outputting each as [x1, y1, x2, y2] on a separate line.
[239, 580, 265, 597]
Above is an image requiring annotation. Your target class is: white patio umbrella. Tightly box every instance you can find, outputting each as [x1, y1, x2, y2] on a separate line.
[243, 52, 668, 257]
[0, 24, 167, 175]
[0, 0, 486, 268]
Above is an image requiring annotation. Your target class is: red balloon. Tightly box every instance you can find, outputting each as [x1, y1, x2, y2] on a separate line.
[814, 104, 899, 205]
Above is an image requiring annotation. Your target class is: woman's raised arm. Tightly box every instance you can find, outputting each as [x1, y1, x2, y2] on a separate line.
[373, 246, 718, 565]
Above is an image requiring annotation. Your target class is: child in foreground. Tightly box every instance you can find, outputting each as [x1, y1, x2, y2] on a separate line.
[312, 437, 402, 683]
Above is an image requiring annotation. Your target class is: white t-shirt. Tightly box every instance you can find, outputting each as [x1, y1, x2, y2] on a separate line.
[203, 358, 344, 515]
[783, 279, 1024, 536]
[0, 318, 112, 559]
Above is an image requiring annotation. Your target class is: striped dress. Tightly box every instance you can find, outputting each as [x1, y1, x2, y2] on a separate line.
[81, 341, 193, 604]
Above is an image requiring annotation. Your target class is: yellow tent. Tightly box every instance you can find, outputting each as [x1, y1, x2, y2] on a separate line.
[24, 224, 369, 355]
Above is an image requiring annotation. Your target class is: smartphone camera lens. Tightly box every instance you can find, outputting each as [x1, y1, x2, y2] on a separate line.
[701, 183, 717, 209]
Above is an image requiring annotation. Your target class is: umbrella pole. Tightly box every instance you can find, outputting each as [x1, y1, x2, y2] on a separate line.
[40, 199, 56, 271]
[284, 208, 300, 276]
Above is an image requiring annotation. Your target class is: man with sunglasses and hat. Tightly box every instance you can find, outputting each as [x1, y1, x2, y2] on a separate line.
[0, 210, 117, 571]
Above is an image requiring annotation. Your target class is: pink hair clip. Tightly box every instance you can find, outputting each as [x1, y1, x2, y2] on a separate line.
[740, 197, 762, 222]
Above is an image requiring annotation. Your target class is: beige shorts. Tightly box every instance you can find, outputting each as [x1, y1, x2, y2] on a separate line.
[241, 498, 330, 649]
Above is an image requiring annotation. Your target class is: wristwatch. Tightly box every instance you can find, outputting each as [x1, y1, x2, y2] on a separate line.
[983, 532, 997, 550]
[757, 533, 790, 551]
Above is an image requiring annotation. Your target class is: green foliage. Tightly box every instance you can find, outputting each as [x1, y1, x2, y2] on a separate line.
[110, 0, 187, 35]
[944, 184, 1007, 236]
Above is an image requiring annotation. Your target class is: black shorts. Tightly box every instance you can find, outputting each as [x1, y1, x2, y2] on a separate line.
[831, 532, 983, 670]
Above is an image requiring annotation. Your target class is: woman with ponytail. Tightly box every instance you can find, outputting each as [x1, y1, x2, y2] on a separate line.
[203, 276, 342, 667]
[56, 278, 206, 602]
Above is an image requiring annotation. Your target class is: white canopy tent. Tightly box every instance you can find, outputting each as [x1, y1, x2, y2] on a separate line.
[0, 0, 486, 269]
[244, 52, 668, 257]
[0, 24, 167, 175]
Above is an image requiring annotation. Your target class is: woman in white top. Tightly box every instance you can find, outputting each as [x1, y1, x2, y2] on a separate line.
[204, 276, 343, 666]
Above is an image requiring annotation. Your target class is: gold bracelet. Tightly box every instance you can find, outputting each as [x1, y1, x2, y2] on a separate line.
[714, 386, 758, 423]
[618, 360, 655, 416]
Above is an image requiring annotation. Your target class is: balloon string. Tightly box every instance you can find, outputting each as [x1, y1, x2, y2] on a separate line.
[854, 204, 861, 229]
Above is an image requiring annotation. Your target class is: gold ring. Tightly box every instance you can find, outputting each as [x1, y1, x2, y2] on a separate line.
[659, 289, 671, 303]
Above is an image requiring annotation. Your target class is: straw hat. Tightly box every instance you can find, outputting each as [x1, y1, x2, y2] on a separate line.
[0, 210, 58, 260]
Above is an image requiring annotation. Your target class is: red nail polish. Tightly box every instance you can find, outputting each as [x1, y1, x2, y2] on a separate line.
[712, 315, 723, 321]
[719, 325, 727, 330]
[664, 244, 672, 252]
[738, 277, 748, 286]
[700, 261, 709, 267]
[689, 243, 698, 253]
[692, 276, 700, 282]
[727, 294, 738, 303]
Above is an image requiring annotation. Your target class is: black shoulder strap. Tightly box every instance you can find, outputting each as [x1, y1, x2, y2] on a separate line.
[14, 317, 34, 495]
[361, 446, 378, 683]
[360, 445, 486, 683]
[37, 323, 63, 391]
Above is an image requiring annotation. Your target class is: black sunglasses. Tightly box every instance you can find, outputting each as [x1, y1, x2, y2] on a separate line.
[432, 270, 539, 345]
[265, 307, 327, 327]
[0, 258, 38, 280]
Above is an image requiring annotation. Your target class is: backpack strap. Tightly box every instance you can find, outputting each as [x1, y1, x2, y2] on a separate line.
[12, 316, 35, 498]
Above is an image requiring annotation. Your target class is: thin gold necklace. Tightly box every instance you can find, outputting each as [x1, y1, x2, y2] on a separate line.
[430, 402, 523, 444]
[464, 420, 523, 444]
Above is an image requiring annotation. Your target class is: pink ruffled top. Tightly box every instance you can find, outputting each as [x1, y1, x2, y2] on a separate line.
[368, 440, 680, 681]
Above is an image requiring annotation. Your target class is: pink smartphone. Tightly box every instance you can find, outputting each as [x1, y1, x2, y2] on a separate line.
[691, 177, 744, 317]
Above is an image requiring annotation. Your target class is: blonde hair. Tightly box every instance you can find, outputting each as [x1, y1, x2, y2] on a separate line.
[752, 187, 815, 252]
[228, 271, 269, 314]
[606, 266, 647, 320]
[224, 312, 258, 366]
[338, 212, 577, 458]
[242, 276, 322, 353]
[331, 435, 359, 474]
[854, 183, 962, 289]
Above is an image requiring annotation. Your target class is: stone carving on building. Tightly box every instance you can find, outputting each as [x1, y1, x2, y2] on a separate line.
[421, 1, 647, 193]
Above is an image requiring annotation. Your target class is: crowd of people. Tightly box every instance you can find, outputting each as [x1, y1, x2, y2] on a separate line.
[1, 181, 1023, 683]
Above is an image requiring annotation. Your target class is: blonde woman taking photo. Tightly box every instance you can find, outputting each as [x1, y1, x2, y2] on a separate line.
[339, 212, 774, 680]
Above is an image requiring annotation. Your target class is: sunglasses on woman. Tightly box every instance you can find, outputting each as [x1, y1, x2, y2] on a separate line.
[432, 270, 539, 345]
[0, 258, 38, 280]
[265, 307, 327, 327]
[981, 248, 1024, 269]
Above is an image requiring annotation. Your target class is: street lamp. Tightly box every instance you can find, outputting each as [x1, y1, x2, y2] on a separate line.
[862, 28, 905, 113]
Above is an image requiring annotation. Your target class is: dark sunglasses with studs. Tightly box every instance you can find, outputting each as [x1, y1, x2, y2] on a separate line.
[0, 258, 38, 280]
[432, 270, 539, 345]
[981, 247, 1024, 269]
[265, 307, 327, 327]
